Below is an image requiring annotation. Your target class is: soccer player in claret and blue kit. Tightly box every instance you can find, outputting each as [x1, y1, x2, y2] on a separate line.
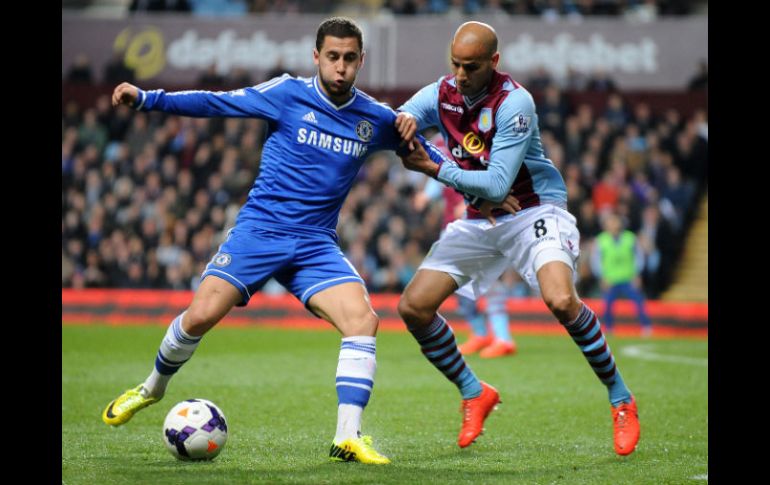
[100, 16, 458, 465]
[395, 21, 641, 455]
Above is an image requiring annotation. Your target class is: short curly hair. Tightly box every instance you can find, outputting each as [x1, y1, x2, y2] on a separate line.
[316, 17, 363, 52]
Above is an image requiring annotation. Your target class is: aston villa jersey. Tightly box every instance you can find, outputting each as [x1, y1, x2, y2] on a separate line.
[400, 71, 567, 219]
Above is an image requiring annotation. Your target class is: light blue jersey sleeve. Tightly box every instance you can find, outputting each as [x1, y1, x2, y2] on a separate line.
[134, 74, 292, 123]
[437, 90, 536, 202]
[371, 100, 451, 162]
[398, 79, 441, 130]
[422, 177, 444, 201]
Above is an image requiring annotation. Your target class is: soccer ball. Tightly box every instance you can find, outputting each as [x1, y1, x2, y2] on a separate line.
[162, 398, 228, 461]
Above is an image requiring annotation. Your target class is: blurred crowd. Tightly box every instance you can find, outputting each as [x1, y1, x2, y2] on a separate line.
[62, 73, 707, 299]
[379, 0, 705, 17]
[64, 0, 707, 18]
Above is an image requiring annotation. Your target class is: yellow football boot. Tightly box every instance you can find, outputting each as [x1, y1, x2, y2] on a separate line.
[329, 435, 390, 465]
[102, 385, 160, 426]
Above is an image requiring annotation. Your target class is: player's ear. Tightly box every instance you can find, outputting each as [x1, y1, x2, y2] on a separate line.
[491, 51, 500, 69]
[313, 48, 320, 67]
[359, 50, 366, 69]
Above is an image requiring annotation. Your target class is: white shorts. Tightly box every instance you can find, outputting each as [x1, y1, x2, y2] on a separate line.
[419, 204, 580, 300]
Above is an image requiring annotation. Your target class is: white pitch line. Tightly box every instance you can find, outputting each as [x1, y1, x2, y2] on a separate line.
[690, 473, 708, 480]
[621, 344, 707, 366]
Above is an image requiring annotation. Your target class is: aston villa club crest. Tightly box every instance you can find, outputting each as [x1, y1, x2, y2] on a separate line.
[478, 107, 492, 133]
[355, 120, 373, 142]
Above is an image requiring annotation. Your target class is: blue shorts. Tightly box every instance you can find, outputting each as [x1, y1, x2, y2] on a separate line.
[201, 226, 364, 308]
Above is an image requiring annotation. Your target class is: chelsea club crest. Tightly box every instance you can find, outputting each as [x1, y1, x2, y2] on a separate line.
[355, 120, 373, 142]
[212, 253, 232, 267]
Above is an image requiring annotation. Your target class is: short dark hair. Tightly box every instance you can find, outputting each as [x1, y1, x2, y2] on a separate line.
[316, 17, 363, 52]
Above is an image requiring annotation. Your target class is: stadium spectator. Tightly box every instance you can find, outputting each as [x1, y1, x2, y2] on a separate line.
[624, 0, 658, 22]
[103, 51, 136, 85]
[562, 66, 588, 91]
[674, 115, 708, 195]
[586, 68, 618, 92]
[592, 170, 621, 214]
[66, 54, 94, 84]
[428, 0, 481, 15]
[197, 64, 226, 87]
[78, 109, 109, 154]
[538, 83, 568, 138]
[638, 202, 677, 296]
[632, 101, 657, 135]
[526, 66, 553, 92]
[129, 0, 191, 12]
[386, 0, 430, 15]
[226, 67, 253, 88]
[190, 0, 247, 16]
[687, 60, 708, 91]
[603, 93, 629, 132]
[660, 164, 695, 230]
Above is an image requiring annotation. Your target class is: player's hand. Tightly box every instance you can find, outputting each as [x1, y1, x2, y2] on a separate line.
[112, 82, 139, 107]
[478, 194, 521, 225]
[399, 141, 439, 177]
[395, 112, 418, 150]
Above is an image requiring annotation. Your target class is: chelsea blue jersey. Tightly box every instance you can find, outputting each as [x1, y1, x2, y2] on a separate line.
[135, 74, 410, 237]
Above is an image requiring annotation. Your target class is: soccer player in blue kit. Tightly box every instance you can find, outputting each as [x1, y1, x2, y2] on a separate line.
[395, 21, 640, 455]
[101, 17, 460, 465]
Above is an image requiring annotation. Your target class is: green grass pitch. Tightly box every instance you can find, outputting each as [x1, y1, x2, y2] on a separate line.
[63, 325, 707, 484]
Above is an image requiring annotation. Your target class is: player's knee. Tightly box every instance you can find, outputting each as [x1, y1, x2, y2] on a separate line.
[335, 308, 379, 337]
[183, 306, 219, 336]
[349, 311, 380, 336]
[397, 295, 415, 321]
[398, 294, 430, 327]
[544, 292, 579, 322]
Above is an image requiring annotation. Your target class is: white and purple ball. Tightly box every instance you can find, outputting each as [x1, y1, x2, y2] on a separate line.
[162, 399, 228, 461]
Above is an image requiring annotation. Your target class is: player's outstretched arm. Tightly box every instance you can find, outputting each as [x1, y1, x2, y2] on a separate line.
[114, 74, 290, 119]
[112, 82, 139, 107]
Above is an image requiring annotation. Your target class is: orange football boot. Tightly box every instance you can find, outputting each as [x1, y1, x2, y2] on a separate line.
[479, 339, 517, 358]
[458, 381, 500, 448]
[458, 334, 493, 355]
[612, 397, 640, 456]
